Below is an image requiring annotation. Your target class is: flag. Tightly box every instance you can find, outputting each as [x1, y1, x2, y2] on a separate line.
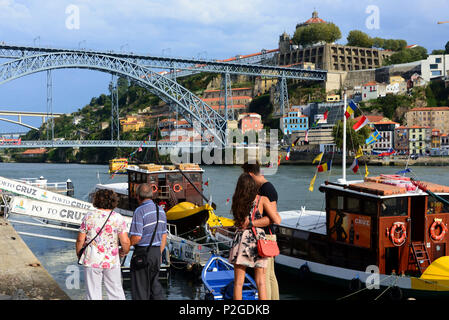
[278, 154, 281, 165]
[365, 163, 369, 177]
[226, 198, 230, 205]
[396, 168, 411, 175]
[353, 115, 369, 132]
[317, 160, 332, 172]
[365, 130, 380, 145]
[350, 158, 359, 173]
[309, 173, 317, 192]
[204, 181, 209, 186]
[355, 146, 363, 158]
[312, 152, 324, 164]
[304, 129, 309, 143]
[345, 100, 358, 119]
[285, 146, 291, 161]
[378, 148, 395, 157]
[138, 147, 143, 152]
[323, 109, 329, 120]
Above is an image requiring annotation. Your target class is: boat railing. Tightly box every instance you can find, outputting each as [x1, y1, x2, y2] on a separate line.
[15, 178, 74, 195]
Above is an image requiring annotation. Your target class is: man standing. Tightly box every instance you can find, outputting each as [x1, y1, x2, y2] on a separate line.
[129, 184, 167, 300]
[242, 162, 280, 300]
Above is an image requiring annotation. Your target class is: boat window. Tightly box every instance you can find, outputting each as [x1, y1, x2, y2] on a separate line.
[364, 200, 378, 216]
[427, 195, 449, 214]
[147, 175, 157, 183]
[129, 172, 136, 182]
[329, 194, 344, 210]
[136, 172, 142, 183]
[381, 197, 408, 216]
[345, 197, 361, 213]
[185, 173, 201, 182]
[167, 173, 183, 183]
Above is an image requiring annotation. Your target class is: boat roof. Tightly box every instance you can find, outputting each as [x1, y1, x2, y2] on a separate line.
[279, 210, 326, 235]
[95, 182, 128, 195]
[320, 176, 449, 199]
[127, 165, 204, 175]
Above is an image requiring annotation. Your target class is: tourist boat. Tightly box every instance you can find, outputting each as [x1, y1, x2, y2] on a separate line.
[108, 158, 128, 174]
[95, 163, 212, 234]
[275, 94, 449, 299]
[201, 254, 258, 300]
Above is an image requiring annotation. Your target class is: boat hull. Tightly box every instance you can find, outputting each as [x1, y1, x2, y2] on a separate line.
[275, 254, 449, 299]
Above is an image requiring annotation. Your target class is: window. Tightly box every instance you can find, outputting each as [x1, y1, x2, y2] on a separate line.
[436, 58, 442, 63]
[432, 70, 442, 76]
[346, 197, 361, 213]
[430, 64, 439, 69]
[381, 197, 408, 216]
[329, 193, 344, 210]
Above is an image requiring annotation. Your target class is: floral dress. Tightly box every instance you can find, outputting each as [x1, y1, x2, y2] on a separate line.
[79, 210, 127, 269]
[228, 196, 268, 268]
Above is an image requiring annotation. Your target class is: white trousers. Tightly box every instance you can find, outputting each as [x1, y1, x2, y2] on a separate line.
[84, 267, 126, 300]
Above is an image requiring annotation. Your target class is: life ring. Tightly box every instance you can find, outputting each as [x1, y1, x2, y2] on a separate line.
[173, 184, 183, 193]
[150, 184, 158, 193]
[390, 222, 407, 246]
[430, 219, 448, 242]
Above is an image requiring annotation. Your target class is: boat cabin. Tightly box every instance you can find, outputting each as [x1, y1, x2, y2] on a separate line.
[127, 163, 204, 211]
[319, 175, 449, 276]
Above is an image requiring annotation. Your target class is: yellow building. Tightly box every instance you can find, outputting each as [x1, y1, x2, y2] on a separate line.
[409, 126, 431, 155]
[120, 115, 146, 132]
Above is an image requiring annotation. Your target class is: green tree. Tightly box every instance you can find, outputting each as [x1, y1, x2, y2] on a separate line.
[384, 46, 428, 65]
[347, 30, 373, 48]
[332, 119, 371, 151]
[292, 22, 341, 46]
[445, 41, 449, 54]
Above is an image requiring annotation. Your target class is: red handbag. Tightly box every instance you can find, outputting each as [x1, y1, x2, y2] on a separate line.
[251, 196, 280, 258]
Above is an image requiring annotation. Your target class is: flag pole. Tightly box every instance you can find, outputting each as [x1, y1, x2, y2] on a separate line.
[341, 91, 347, 184]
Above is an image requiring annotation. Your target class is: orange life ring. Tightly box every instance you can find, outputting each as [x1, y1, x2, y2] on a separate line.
[390, 222, 407, 245]
[173, 184, 182, 193]
[430, 219, 448, 242]
[150, 184, 158, 193]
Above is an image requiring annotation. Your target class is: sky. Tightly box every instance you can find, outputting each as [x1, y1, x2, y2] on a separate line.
[0, 0, 448, 133]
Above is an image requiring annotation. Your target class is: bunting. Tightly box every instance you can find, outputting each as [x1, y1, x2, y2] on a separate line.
[309, 173, 317, 192]
[312, 152, 324, 164]
[350, 158, 359, 173]
[355, 146, 363, 158]
[285, 146, 291, 161]
[353, 115, 369, 132]
[345, 100, 358, 119]
[365, 163, 370, 177]
[317, 160, 332, 172]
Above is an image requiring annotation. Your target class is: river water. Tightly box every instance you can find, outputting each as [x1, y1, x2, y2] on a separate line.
[2, 162, 448, 300]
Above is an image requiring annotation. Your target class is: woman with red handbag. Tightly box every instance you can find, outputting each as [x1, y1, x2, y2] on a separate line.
[228, 173, 281, 300]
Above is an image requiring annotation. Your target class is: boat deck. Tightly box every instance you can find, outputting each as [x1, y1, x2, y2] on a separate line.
[279, 209, 327, 235]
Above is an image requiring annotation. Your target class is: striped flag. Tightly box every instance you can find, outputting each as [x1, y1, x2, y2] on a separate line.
[365, 163, 369, 177]
[345, 100, 358, 119]
[304, 129, 309, 143]
[317, 160, 332, 172]
[353, 115, 369, 132]
[285, 146, 291, 161]
[350, 158, 359, 173]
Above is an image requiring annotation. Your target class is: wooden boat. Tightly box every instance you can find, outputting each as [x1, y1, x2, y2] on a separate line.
[275, 94, 449, 299]
[108, 158, 128, 174]
[201, 255, 258, 300]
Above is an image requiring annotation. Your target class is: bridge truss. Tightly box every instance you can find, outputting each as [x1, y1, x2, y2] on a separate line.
[0, 43, 327, 147]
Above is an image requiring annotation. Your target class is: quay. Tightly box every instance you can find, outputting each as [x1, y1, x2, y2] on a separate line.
[0, 217, 69, 300]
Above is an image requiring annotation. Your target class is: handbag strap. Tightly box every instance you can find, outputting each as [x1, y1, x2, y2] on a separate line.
[145, 204, 160, 252]
[250, 195, 261, 239]
[82, 209, 113, 251]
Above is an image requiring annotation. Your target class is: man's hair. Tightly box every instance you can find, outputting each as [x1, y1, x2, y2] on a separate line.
[241, 161, 260, 175]
[137, 184, 153, 200]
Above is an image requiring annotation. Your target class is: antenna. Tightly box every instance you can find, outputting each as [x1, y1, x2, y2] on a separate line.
[339, 91, 347, 184]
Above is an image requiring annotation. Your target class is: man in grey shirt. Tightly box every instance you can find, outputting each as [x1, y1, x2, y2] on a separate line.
[129, 184, 167, 300]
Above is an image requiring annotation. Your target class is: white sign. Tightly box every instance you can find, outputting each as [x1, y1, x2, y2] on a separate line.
[0, 176, 94, 210]
[10, 196, 132, 230]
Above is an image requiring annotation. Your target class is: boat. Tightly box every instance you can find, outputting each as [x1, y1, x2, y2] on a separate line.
[166, 202, 214, 237]
[274, 93, 449, 299]
[201, 254, 258, 300]
[108, 158, 128, 174]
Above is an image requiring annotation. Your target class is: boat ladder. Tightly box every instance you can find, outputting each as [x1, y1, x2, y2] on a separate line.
[410, 242, 432, 275]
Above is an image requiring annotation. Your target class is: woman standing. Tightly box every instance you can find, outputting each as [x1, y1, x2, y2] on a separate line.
[228, 173, 281, 300]
[76, 189, 130, 300]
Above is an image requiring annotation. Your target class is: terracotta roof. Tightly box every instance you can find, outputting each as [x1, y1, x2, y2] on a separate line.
[354, 115, 385, 123]
[373, 120, 399, 125]
[363, 81, 378, 86]
[202, 96, 252, 102]
[204, 88, 251, 93]
[22, 148, 47, 155]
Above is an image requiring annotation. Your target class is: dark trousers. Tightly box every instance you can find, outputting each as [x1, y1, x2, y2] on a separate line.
[130, 246, 165, 300]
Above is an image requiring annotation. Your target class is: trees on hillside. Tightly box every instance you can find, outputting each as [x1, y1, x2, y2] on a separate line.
[383, 46, 428, 65]
[292, 23, 342, 46]
[346, 30, 407, 51]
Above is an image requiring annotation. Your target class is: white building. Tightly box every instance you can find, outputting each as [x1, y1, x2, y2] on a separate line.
[421, 54, 449, 82]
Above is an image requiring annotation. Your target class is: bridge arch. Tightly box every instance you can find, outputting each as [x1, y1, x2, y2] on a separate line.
[0, 117, 38, 130]
[0, 52, 227, 146]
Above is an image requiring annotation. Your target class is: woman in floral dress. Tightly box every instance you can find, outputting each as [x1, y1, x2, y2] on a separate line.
[76, 189, 130, 300]
[228, 173, 281, 300]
